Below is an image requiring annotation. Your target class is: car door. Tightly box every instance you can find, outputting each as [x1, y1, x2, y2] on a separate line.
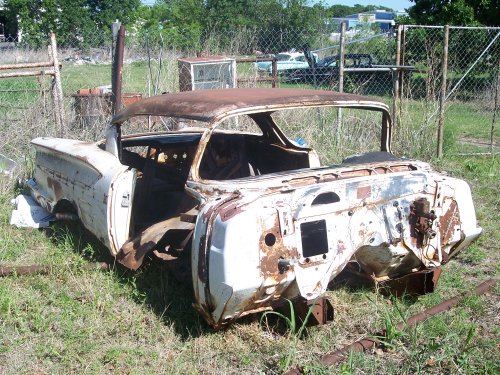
[106, 167, 136, 255]
[64, 144, 136, 256]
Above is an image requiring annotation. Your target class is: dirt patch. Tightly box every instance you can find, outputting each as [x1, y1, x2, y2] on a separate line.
[458, 137, 500, 150]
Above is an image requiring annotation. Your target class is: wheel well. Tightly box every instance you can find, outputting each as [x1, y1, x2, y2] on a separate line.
[53, 199, 78, 215]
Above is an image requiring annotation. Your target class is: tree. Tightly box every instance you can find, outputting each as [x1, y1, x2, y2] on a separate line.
[408, 0, 499, 26]
[135, 0, 205, 50]
[86, 0, 141, 33]
[4, 0, 95, 47]
[204, 0, 255, 32]
[4, 0, 141, 47]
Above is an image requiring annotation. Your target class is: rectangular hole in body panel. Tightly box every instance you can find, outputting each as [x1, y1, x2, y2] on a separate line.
[300, 220, 328, 258]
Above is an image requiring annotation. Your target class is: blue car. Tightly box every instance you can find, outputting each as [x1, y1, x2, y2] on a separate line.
[255, 51, 318, 74]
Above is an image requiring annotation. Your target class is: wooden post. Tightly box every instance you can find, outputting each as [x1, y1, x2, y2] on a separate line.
[337, 21, 346, 145]
[271, 57, 278, 88]
[437, 25, 449, 159]
[338, 21, 346, 94]
[49, 32, 65, 136]
[393, 25, 402, 130]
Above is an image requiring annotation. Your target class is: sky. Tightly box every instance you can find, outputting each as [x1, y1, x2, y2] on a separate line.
[140, 1, 414, 12]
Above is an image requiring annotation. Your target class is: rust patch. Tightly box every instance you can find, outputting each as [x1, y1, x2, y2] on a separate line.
[116, 217, 194, 270]
[111, 88, 392, 126]
[201, 205, 214, 224]
[439, 199, 461, 261]
[46, 176, 63, 201]
[379, 266, 442, 297]
[259, 215, 294, 282]
[409, 197, 437, 248]
[198, 235, 207, 282]
[273, 297, 334, 328]
[219, 201, 244, 222]
[357, 186, 371, 200]
[439, 199, 460, 246]
[289, 176, 319, 187]
[284, 164, 416, 188]
[202, 194, 239, 223]
[337, 240, 346, 255]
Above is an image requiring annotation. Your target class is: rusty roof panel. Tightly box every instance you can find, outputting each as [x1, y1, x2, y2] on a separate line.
[111, 88, 390, 125]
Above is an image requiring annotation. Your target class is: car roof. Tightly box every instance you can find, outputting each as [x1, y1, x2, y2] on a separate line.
[111, 88, 391, 125]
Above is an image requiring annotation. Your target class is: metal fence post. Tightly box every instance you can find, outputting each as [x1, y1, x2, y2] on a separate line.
[400, 26, 406, 100]
[111, 21, 121, 63]
[337, 21, 346, 145]
[491, 60, 499, 154]
[393, 25, 402, 130]
[112, 25, 125, 115]
[437, 25, 449, 158]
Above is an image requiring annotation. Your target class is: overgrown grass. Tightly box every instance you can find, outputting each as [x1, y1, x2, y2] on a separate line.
[0, 154, 498, 374]
[0, 57, 498, 373]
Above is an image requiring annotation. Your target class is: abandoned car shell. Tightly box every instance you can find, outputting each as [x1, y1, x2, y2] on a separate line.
[29, 88, 482, 328]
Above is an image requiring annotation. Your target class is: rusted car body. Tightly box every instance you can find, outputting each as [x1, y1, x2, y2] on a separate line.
[28, 88, 481, 328]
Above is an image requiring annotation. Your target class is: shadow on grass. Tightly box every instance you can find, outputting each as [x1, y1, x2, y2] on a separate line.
[328, 268, 421, 305]
[44, 221, 210, 339]
[43, 221, 424, 340]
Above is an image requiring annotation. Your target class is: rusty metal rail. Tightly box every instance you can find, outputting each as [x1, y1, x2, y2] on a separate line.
[0, 262, 109, 277]
[284, 278, 496, 374]
[235, 57, 278, 88]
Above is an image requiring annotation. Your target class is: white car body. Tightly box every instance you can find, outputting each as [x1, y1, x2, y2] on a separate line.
[28, 88, 482, 328]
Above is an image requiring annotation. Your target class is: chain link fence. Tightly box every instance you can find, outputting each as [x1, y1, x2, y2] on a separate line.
[400, 25, 500, 157]
[1, 24, 499, 180]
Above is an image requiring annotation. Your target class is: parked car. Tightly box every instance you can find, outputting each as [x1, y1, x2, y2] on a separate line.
[255, 51, 318, 74]
[283, 53, 376, 84]
[28, 88, 481, 328]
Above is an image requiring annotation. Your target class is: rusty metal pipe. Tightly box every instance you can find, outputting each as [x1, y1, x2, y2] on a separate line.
[112, 25, 125, 115]
[320, 278, 496, 365]
[283, 279, 496, 374]
[55, 212, 79, 221]
[0, 262, 109, 277]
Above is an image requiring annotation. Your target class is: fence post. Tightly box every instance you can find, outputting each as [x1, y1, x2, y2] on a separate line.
[437, 25, 449, 158]
[399, 26, 406, 101]
[49, 32, 65, 137]
[112, 25, 125, 115]
[271, 57, 278, 88]
[337, 21, 346, 145]
[393, 25, 402, 130]
[491, 60, 499, 154]
[111, 21, 121, 63]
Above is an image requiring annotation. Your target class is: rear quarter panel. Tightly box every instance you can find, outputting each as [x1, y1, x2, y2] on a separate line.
[30, 137, 132, 250]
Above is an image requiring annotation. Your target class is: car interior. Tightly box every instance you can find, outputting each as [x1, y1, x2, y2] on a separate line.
[119, 115, 312, 232]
